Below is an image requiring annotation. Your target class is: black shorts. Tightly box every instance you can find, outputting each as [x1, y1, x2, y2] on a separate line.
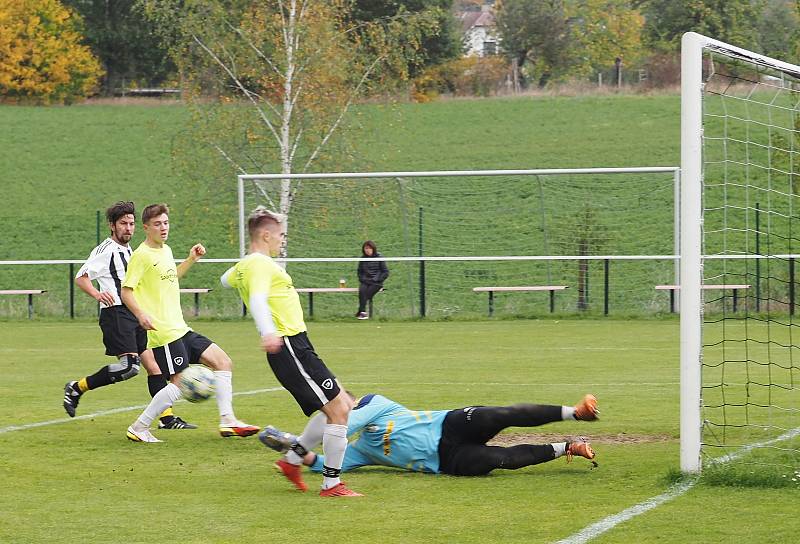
[437, 407, 484, 476]
[266, 332, 340, 416]
[99, 305, 147, 356]
[152, 331, 214, 377]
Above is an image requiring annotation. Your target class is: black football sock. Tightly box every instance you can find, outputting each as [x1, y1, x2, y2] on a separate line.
[84, 366, 113, 390]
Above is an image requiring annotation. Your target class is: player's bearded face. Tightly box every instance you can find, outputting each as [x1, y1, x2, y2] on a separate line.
[111, 215, 135, 244]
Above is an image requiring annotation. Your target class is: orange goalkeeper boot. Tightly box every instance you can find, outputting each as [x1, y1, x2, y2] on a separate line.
[574, 394, 599, 421]
[566, 439, 596, 463]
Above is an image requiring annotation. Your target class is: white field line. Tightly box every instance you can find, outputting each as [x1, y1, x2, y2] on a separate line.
[347, 382, 678, 387]
[0, 381, 677, 435]
[0, 381, 678, 435]
[0, 386, 285, 435]
[1, 345, 675, 353]
[555, 427, 800, 544]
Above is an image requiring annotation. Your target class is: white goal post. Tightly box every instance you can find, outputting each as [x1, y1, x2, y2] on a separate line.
[681, 32, 800, 473]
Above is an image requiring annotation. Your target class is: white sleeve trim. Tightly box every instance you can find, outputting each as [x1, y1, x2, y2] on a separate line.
[220, 267, 234, 288]
[249, 293, 277, 336]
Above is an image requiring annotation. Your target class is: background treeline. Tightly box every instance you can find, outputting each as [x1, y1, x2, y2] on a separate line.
[1, 0, 798, 103]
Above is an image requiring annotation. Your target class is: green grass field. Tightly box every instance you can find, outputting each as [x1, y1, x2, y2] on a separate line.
[1, 319, 797, 543]
[2, 93, 799, 541]
[0, 95, 681, 261]
[0, 95, 681, 319]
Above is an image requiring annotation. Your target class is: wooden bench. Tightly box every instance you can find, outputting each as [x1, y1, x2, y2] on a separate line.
[0, 289, 47, 319]
[180, 288, 212, 317]
[473, 286, 569, 316]
[655, 284, 751, 313]
[296, 288, 358, 318]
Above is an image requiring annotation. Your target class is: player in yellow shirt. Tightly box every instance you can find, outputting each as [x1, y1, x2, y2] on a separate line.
[122, 203, 259, 443]
[221, 207, 361, 497]
[63, 201, 192, 430]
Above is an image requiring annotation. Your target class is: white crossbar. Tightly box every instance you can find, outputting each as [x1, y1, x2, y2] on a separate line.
[655, 284, 750, 290]
[473, 286, 568, 292]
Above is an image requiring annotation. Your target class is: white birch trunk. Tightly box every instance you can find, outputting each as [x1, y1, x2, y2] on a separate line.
[278, 0, 297, 260]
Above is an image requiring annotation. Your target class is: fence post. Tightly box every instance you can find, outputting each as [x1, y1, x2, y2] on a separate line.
[95, 210, 101, 317]
[604, 258, 610, 316]
[69, 263, 74, 319]
[419, 206, 426, 318]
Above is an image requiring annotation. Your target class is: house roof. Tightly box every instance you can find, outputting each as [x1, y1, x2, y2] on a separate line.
[458, 9, 495, 32]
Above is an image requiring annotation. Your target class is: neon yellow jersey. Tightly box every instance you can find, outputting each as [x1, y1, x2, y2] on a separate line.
[228, 253, 306, 336]
[122, 242, 190, 348]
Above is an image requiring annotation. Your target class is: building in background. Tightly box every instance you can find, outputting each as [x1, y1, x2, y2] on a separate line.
[458, 2, 498, 57]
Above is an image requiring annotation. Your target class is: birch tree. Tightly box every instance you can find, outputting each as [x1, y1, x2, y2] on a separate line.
[143, 0, 440, 255]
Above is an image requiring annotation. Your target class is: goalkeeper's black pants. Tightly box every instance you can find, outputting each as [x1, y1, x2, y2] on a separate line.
[437, 404, 563, 476]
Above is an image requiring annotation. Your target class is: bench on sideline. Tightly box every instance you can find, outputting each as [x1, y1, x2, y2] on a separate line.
[296, 287, 358, 318]
[180, 288, 212, 317]
[473, 286, 569, 316]
[655, 284, 751, 313]
[0, 289, 47, 319]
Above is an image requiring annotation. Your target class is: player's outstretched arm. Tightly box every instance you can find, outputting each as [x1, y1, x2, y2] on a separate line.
[121, 287, 155, 330]
[177, 243, 206, 278]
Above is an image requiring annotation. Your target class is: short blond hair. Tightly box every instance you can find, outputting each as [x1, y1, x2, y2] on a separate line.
[248, 206, 285, 238]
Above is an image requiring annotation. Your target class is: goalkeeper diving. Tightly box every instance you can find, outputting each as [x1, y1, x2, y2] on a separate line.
[259, 392, 598, 478]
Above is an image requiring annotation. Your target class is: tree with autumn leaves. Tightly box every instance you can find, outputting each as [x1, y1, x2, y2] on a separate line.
[142, 0, 446, 255]
[0, 0, 102, 103]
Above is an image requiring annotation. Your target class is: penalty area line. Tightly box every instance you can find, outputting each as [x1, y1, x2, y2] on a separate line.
[0, 386, 285, 435]
[555, 427, 800, 544]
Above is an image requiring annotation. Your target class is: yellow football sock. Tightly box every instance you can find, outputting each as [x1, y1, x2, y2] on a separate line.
[159, 407, 174, 419]
[77, 378, 90, 393]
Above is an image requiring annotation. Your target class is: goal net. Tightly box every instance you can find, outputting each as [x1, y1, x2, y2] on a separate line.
[681, 32, 800, 474]
[238, 168, 678, 319]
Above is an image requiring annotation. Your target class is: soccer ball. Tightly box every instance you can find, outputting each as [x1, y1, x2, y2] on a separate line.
[177, 365, 215, 403]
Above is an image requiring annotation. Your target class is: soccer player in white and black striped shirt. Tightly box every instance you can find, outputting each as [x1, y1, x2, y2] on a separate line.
[62, 201, 193, 429]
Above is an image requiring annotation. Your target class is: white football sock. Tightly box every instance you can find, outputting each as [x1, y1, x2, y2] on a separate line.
[285, 450, 304, 465]
[214, 370, 235, 423]
[561, 406, 576, 420]
[299, 413, 327, 450]
[321, 423, 348, 489]
[552, 442, 567, 458]
[133, 383, 182, 430]
[286, 413, 327, 465]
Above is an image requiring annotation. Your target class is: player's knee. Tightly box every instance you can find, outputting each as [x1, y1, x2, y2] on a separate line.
[324, 395, 351, 423]
[205, 352, 232, 371]
[108, 354, 140, 382]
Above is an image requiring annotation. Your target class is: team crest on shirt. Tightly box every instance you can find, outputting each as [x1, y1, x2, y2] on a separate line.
[321, 379, 334, 390]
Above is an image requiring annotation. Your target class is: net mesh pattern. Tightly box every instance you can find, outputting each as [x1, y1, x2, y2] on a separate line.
[241, 172, 676, 318]
[701, 47, 800, 468]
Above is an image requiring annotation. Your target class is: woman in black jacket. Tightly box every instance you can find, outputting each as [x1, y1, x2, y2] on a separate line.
[356, 240, 389, 319]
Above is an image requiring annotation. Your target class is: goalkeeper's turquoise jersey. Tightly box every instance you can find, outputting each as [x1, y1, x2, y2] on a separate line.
[310, 394, 448, 474]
